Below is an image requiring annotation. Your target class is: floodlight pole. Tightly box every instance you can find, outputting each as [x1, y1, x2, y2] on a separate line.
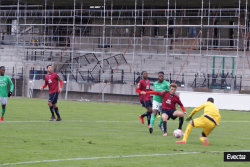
[102, 0, 106, 102]
[235, 0, 241, 76]
[164, 0, 170, 76]
[132, 0, 137, 75]
[72, 0, 76, 75]
[199, 0, 204, 76]
[15, 0, 20, 63]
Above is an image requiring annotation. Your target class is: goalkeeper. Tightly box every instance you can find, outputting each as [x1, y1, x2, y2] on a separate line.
[0, 66, 14, 121]
[176, 98, 221, 146]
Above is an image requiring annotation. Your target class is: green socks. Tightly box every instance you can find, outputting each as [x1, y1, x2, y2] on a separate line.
[1, 108, 6, 117]
[150, 113, 163, 127]
[150, 114, 156, 127]
[158, 117, 163, 126]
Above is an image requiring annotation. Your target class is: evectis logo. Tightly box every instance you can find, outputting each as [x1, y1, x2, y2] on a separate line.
[224, 152, 250, 162]
[227, 154, 246, 160]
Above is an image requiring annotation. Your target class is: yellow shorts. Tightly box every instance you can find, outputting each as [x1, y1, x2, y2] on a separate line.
[193, 115, 216, 137]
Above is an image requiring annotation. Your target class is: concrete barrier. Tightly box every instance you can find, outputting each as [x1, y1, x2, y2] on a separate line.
[179, 91, 250, 111]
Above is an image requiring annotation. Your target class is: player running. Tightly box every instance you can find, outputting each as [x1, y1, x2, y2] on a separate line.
[141, 83, 187, 136]
[136, 71, 152, 127]
[149, 71, 170, 134]
[40, 65, 63, 121]
[0, 66, 14, 121]
[176, 98, 221, 146]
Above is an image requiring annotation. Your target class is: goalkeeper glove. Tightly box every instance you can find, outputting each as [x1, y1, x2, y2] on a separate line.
[8, 91, 12, 97]
[186, 116, 192, 122]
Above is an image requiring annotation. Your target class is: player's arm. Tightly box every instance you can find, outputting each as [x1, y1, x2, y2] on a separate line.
[136, 81, 142, 94]
[162, 82, 170, 94]
[143, 91, 163, 97]
[8, 77, 14, 97]
[176, 97, 187, 116]
[165, 82, 170, 92]
[40, 78, 48, 90]
[186, 103, 206, 121]
[58, 77, 63, 93]
[190, 103, 206, 117]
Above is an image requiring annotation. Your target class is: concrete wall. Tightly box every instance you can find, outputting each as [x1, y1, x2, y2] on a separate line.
[28, 80, 243, 103]
[179, 91, 250, 111]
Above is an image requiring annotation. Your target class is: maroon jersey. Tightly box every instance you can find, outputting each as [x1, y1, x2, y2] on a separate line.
[136, 79, 151, 102]
[156, 92, 183, 109]
[44, 73, 60, 94]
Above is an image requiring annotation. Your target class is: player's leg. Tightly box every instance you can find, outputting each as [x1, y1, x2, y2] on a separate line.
[173, 110, 184, 133]
[176, 120, 194, 144]
[158, 116, 164, 132]
[156, 103, 164, 132]
[176, 116, 207, 144]
[145, 106, 152, 127]
[48, 93, 56, 121]
[149, 101, 160, 133]
[52, 93, 61, 121]
[1, 105, 6, 121]
[149, 109, 157, 133]
[199, 132, 209, 146]
[199, 121, 215, 146]
[161, 110, 169, 136]
[0, 97, 7, 121]
[139, 111, 147, 124]
[53, 103, 61, 121]
[139, 101, 150, 124]
[48, 101, 56, 121]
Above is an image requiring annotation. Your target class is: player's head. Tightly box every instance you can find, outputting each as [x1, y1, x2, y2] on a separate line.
[141, 71, 148, 79]
[207, 97, 214, 103]
[158, 71, 164, 82]
[0, 66, 5, 75]
[47, 65, 52, 74]
[169, 83, 177, 95]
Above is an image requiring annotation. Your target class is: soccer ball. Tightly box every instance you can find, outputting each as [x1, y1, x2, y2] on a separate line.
[173, 129, 182, 138]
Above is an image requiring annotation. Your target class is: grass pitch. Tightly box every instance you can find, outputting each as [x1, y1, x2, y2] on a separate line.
[0, 97, 249, 167]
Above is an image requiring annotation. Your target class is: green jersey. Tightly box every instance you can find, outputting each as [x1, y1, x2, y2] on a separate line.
[0, 74, 14, 97]
[153, 80, 170, 103]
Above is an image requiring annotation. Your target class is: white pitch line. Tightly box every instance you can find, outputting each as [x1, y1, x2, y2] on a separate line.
[220, 121, 250, 122]
[1, 150, 250, 166]
[1, 120, 250, 123]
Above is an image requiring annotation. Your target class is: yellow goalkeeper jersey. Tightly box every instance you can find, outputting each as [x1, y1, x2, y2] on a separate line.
[190, 102, 221, 125]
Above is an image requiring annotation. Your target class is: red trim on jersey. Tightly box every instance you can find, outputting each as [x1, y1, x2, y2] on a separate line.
[136, 90, 142, 94]
[181, 106, 186, 112]
[42, 84, 47, 89]
[59, 80, 63, 88]
[145, 91, 158, 95]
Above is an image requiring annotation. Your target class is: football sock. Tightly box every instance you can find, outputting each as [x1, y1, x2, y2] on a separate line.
[150, 114, 156, 127]
[141, 111, 148, 118]
[178, 117, 184, 130]
[54, 107, 61, 118]
[183, 123, 193, 141]
[1, 108, 6, 117]
[200, 137, 205, 143]
[163, 121, 167, 133]
[50, 106, 55, 117]
[158, 117, 163, 126]
[147, 111, 151, 125]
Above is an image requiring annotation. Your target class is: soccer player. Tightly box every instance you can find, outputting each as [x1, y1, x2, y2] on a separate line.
[149, 71, 170, 133]
[141, 83, 187, 136]
[136, 71, 152, 127]
[40, 65, 63, 121]
[0, 66, 14, 121]
[176, 98, 221, 146]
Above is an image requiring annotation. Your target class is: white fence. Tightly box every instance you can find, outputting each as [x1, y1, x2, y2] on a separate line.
[179, 91, 250, 111]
